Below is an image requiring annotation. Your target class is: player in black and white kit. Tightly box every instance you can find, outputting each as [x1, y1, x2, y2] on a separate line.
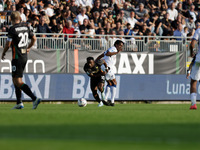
[1, 11, 41, 109]
[96, 40, 124, 106]
[84, 57, 110, 107]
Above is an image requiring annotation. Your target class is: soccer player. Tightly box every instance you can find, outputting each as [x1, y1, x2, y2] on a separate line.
[1, 11, 41, 109]
[84, 57, 110, 107]
[96, 40, 124, 106]
[188, 28, 200, 109]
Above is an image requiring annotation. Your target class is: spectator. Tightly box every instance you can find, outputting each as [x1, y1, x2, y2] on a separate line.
[30, 18, 39, 33]
[124, 23, 133, 38]
[91, 0, 102, 14]
[43, 2, 54, 17]
[37, 16, 52, 37]
[139, 13, 151, 28]
[189, 5, 197, 22]
[79, 18, 90, 34]
[158, 0, 168, 13]
[135, 3, 148, 19]
[186, 15, 196, 34]
[24, 9, 31, 21]
[183, 0, 193, 11]
[167, 2, 178, 21]
[139, 23, 151, 36]
[182, 26, 188, 38]
[93, 11, 100, 29]
[176, 2, 186, 16]
[72, 19, 80, 34]
[115, 0, 125, 10]
[119, 10, 127, 28]
[65, 10, 72, 21]
[104, 22, 112, 35]
[70, 0, 78, 18]
[63, 20, 74, 38]
[127, 11, 142, 29]
[114, 21, 123, 34]
[86, 19, 96, 38]
[173, 23, 184, 40]
[97, 28, 107, 49]
[76, 0, 93, 8]
[162, 13, 172, 36]
[86, 6, 92, 19]
[19, 6, 26, 22]
[76, 7, 89, 25]
[150, 13, 163, 36]
[105, 12, 115, 28]
[98, 10, 105, 28]
[51, 19, 63, 37]
[194, 0, 200, 12]
[171, 15, 182, 30]
[147, 0, 159, 11]
[121, 2, 133, 18]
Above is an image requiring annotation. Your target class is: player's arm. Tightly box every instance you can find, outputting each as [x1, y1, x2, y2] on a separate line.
[105, 50, 121, 56]
[27, 35, 36, 53]
[1, 40, 11, 60]
[190, 39, 197, 57]
[186, 54, 196, 79]
[95, 52, 104, 61]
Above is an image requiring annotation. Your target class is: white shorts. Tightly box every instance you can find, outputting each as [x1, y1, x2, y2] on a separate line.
[105, 69, 115, 80]
[190, 62, 200, 80]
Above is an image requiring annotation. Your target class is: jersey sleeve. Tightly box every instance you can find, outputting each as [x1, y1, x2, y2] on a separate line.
[84, 64, 92, 76]
[193, 29, 200, 41]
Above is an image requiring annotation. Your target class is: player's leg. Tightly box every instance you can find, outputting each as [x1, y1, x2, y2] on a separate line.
[105, 81, 111, 102]
[97, 80, 110, 106]
[189, 62, 200, 109]
[190, 79, 197, 109]
[110, 78, 117, 106]
[12, 59, 41, 109]
[90, 78, 101, 103]
[12, 85, 24, 109]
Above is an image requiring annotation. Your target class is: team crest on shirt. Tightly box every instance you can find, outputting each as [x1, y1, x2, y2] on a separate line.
[12, 66, 16, 72]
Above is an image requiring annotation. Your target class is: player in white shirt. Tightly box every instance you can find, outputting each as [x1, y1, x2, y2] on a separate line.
[188, 28, 200, 109]
[96, 40, 124, 106]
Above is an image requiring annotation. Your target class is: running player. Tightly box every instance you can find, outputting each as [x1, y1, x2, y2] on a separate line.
[1, 11, 41, 109]
[84, 57, 110, 107]
[96, 40, 124, 106]
[188, 27, 200, 109]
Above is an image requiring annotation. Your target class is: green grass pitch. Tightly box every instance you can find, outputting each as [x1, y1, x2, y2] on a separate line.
[0, 103, 200, 150]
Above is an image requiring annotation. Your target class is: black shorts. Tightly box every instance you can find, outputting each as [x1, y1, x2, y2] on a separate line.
[90, 76, 105, 90]
[12, 58, 27, 78]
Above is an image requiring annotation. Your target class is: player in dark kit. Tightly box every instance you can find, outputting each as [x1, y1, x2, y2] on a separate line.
[1, 11, 41, 109]
[84, 57, 110, 107]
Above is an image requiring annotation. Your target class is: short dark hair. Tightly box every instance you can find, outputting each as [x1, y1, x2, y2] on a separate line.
[87, 57, 94, 62]
[114, 40, 124, 46]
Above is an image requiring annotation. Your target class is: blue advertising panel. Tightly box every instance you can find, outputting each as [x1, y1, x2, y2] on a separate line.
[0, 74, 195, 101]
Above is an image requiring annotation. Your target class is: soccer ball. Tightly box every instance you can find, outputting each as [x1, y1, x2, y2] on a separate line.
[78, 98, 87, 107]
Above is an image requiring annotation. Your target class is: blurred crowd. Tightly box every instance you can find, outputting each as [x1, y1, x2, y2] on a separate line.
[0, 0, 200, 39]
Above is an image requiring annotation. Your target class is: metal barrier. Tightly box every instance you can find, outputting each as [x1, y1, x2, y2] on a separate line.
[0, 33, 194, 52]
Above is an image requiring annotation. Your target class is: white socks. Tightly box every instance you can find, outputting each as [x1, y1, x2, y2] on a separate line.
[105, 85, 116, 103]
[191, 93, 197, 106]
[101, 91, 105, 101]
[105, 85, 111, 101]
[111, 85, 116, 103]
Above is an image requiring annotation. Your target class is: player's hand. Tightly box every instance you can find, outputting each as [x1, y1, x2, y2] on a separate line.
[27, 48, 30, 54]
[1, 52, 5, 60]
[186, 73, 190, 79]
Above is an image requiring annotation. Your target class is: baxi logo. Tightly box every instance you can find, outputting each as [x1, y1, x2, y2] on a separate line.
[0, 75, 50, 99]
[72, 75, 121, 99]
